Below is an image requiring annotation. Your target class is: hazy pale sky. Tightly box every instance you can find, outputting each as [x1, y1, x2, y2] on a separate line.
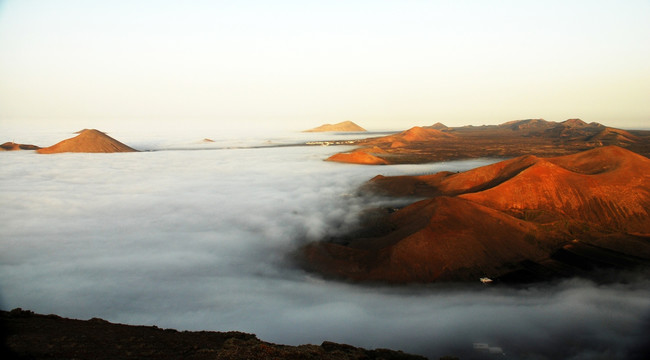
[1, 0, 649, 132]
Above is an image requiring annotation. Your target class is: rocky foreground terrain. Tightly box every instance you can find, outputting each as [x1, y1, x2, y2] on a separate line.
[1, 309, 432, 360]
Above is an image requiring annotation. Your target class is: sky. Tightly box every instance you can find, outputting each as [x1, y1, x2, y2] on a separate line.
[0, 0, 649, 133]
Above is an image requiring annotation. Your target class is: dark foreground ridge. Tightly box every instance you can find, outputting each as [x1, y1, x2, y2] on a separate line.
[1, 309, 428, 360]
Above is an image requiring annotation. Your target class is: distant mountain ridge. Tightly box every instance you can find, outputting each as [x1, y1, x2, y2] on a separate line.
[304, 121, 366, 132]
[325, 119, 650, 164]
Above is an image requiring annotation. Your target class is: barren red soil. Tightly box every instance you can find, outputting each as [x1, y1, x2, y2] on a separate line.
[302, 146, 650, 283]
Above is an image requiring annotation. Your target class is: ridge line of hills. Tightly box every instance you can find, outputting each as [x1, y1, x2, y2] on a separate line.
[326, 118, 650, 165]
[2, 119, 648, 157]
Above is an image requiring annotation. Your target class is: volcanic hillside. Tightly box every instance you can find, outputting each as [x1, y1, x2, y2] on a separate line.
[304, 121, 366, 132]
[302, 146, 650, 283]
[326, 127, 454, 165]
[377, 126, 455, 147]
[327, 150, 389, 165]
[37, 129, 137, 154]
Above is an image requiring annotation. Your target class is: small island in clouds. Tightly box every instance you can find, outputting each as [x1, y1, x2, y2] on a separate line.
[36, 129, 138, 154]
[303, 121, 367, 132]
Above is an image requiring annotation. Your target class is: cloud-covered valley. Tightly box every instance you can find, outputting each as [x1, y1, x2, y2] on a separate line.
[1, 134, 649, 359]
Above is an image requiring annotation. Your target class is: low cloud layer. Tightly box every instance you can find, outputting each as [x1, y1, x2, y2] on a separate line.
[1, 134, 648, 360]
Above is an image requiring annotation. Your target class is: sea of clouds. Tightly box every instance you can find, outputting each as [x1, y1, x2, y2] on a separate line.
[1, 131, 649, 360]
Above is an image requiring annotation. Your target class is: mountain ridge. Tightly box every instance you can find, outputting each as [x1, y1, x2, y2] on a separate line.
[325, 119, 650, 164]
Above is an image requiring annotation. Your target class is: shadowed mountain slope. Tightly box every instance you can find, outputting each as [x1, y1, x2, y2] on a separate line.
[37, 129, 137, 154]
[302, 146, 650, 283]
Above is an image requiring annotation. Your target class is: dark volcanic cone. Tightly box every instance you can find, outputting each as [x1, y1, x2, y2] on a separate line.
[0, 142, 41, 151]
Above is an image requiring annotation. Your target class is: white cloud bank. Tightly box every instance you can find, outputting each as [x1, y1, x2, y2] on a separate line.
[1, 134, 648, 359]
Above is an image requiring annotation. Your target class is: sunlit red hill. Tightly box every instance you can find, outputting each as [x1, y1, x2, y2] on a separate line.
[37, 129, 137, 154]
[325, 126, 454, 164]
[301, 146, 650, 283]
[459, 147, 650, 234]
[327, 150, 389, 165]
[380, 126, 455, 144]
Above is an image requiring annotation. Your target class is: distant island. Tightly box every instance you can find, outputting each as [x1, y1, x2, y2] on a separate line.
[1, 129, 138, 154]
[37, 129, 137, 154]
[303, 121, 366, 132]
